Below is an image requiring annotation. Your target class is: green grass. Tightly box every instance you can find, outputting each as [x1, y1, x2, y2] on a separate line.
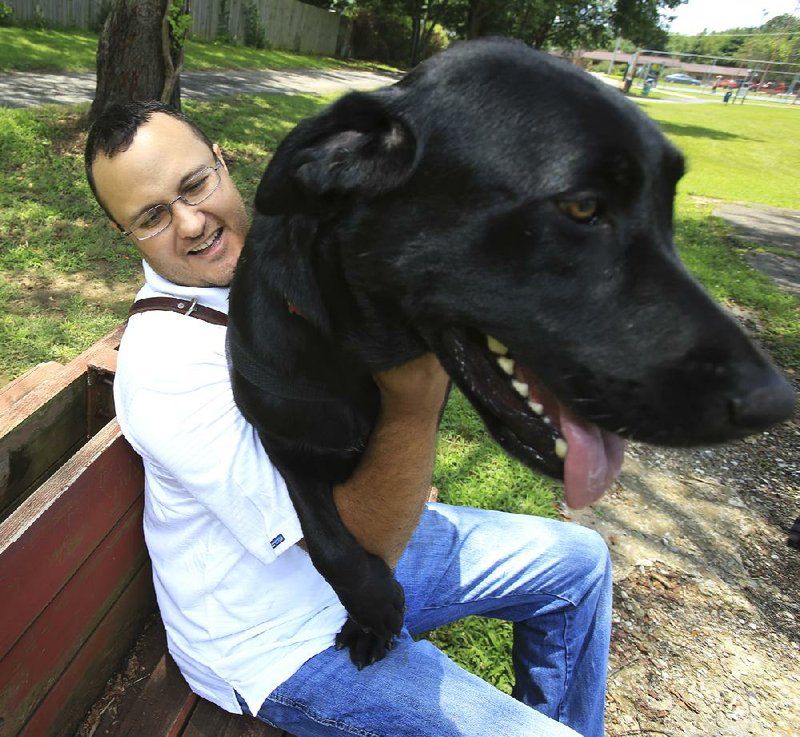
[0, 27, 399, 74]
[0, 28, 99, 72]
[637, 100, 800, 209]
[1, 79, 798, 694]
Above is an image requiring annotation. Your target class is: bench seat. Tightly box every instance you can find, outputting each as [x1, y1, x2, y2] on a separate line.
[79, 616, 288, 737]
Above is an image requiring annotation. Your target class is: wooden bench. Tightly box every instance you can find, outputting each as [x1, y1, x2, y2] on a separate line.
[0, 328, 289, 737]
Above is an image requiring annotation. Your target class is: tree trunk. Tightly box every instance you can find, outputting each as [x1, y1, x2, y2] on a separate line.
[90, 0, 186, 122]
[466, 0, 490, 39]
[409, 14, 422, 67]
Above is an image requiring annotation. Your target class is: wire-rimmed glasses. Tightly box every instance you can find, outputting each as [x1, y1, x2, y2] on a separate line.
[122, 160, 224, 241]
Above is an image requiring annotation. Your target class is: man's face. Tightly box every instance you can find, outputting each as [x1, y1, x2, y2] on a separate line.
[91, 113, 248, 288]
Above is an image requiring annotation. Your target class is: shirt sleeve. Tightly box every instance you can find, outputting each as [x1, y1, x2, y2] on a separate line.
[115, 316, 303, 565]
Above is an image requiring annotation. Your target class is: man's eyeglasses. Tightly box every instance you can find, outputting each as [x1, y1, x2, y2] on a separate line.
[122, 160, 224, 241]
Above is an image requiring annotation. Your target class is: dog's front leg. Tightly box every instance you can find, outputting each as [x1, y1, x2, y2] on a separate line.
[279, 465, 405, 667]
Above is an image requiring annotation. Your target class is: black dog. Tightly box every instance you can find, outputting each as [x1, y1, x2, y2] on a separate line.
[228, 38, 796, 667]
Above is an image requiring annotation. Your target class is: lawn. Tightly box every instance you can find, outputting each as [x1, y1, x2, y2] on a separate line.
[1, 71, 798, 693]
[637, 98, 800, 208]
[0, 27, 396, 74]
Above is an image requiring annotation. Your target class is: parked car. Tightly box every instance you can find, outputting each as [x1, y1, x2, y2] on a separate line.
[665, 73, 701, 85]
[715, 78, 742, 89]
[749, 81, 786, 94]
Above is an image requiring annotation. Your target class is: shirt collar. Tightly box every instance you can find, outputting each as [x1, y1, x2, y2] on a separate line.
[139, 260, 230, 315]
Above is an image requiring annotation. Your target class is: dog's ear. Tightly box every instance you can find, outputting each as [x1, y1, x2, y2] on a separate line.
[255, 90, 416, 215]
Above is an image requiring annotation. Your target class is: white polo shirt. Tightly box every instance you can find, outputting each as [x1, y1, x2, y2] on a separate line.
[114, 262, 348, 715]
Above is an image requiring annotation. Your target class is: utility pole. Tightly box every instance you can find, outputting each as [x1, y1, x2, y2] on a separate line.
[608, 37, 622, 76]
[623, 49, 640, 94]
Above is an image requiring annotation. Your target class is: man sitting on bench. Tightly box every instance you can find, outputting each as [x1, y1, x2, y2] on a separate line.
[84, 100, 612, 737]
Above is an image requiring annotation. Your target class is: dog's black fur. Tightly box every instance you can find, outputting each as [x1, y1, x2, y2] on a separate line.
[228, 38, 795, 666]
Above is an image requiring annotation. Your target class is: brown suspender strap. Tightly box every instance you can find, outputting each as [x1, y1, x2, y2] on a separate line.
[128, 297, 228, 326]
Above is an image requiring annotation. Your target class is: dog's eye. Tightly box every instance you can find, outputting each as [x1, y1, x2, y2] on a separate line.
[558, 198, 599, 223]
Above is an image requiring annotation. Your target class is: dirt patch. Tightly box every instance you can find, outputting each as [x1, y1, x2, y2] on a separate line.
[567, 426, 800, 736]
[13, 269, 135, 314]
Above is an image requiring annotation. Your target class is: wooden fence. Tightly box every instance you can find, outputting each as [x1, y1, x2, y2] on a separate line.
[6, 0, 343, 56]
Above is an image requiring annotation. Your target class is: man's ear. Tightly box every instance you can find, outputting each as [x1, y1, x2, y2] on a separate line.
[254, 90, 417, 215]
[212, 143, 225, 168]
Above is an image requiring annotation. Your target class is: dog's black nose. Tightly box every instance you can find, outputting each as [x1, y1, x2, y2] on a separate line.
[729, 369, 796, 431]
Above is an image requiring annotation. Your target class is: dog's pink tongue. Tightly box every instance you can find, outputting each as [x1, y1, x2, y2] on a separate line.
[559, 407, 626, 509]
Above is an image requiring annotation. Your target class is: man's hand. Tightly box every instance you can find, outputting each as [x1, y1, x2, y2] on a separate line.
[373, 353, 449, 418]
[332, 354, 449, 568]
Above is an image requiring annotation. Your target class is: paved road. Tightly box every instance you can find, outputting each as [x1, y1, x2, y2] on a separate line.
[0, 67, 400, 108]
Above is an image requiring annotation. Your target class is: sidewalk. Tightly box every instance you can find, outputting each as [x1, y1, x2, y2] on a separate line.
[712, 202, 800, 296]
[0, 67, 400, 108]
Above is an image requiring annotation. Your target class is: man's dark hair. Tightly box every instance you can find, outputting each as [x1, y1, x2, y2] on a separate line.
[84, 100, 215, 228]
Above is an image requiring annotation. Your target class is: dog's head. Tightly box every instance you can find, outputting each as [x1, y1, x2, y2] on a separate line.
[246, 38, 795, 506]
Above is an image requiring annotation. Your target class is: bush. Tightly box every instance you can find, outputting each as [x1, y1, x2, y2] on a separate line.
[0, 2, 13, 27]
[30, 3, 48, 30]
[242, 0, 268, 49]
[216, 0, 233, 44]
[348, 9, 449, 67]
[426, 24, 450, 58]
[349, 9, 410, 66]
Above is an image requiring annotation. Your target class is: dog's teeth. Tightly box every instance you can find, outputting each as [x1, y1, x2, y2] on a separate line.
[497, 357, 515, 375]
[487, 335, 509, 356]
[528, 400, 544, 415]
[555, 438, 568, 459]
[511, 379, 529, 398]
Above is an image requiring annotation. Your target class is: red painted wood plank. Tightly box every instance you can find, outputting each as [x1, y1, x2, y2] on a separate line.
[0, 325, 122, 437]
[0, 361, 62, 416]
[0, 373, 87, 519]
[0, 420, 144, 659]
[18, 563, 157, 737]
[0, 326, 124, 516]
[0, 497, 149, 731]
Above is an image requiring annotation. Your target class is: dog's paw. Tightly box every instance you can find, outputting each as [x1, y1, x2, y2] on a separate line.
[335, 616, 397, 669]
[335, 556, 406, 642]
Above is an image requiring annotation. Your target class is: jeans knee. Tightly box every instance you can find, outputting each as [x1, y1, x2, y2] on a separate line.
[572, 525, 612, 592]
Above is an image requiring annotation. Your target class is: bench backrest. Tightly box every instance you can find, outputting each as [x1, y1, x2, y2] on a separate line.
[0, 328, 156, 737]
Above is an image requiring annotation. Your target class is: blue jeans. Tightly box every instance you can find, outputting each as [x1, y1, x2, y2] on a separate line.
[240, 503, 611, 736]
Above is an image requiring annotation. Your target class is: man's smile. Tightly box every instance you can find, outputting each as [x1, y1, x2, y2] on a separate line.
[188, 227, 224, 257]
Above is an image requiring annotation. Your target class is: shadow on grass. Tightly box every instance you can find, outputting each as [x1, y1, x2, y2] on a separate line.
[187, 94, 326, 155]
[656, 120, 752, 142]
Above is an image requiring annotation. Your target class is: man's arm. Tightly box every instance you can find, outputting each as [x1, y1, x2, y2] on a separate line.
[332, 354, 449, 568]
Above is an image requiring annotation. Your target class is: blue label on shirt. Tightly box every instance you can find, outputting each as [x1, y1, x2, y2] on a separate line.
[270, 534, 285, 549]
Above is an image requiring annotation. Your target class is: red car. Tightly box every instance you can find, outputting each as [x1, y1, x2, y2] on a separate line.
[750, 81, 786, 94]
[715, 78, 742, 89]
